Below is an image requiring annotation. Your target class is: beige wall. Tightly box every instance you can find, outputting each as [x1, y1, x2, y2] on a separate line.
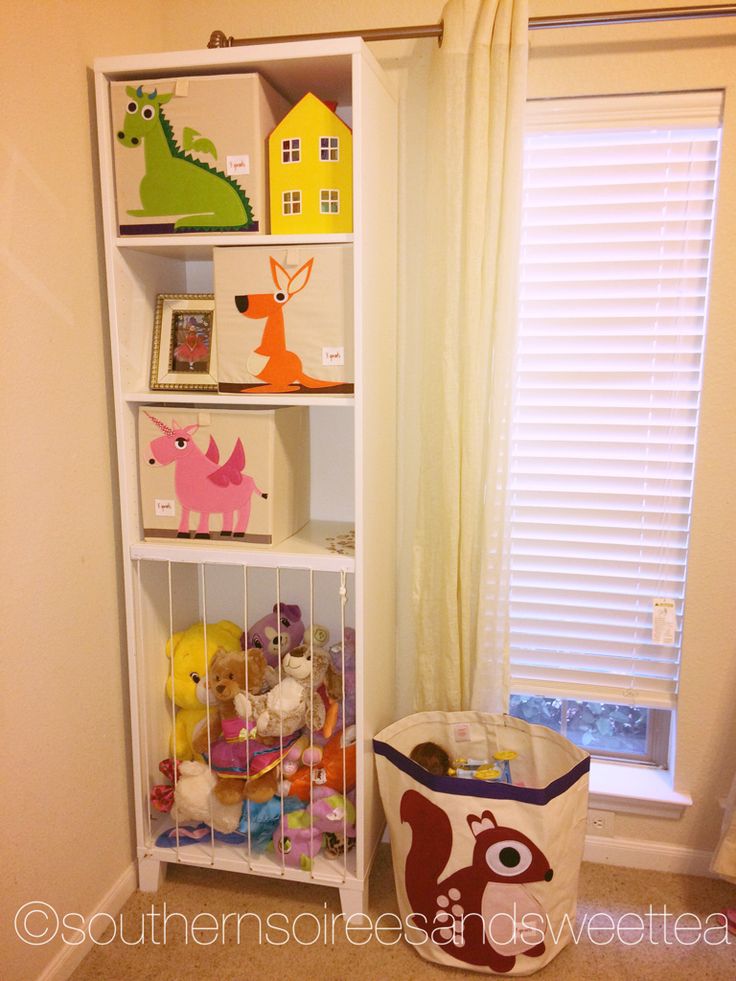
[0, 3, 167, 980]
[2, 2, 735, 979]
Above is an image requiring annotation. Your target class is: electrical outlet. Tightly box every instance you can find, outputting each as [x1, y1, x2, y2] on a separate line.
[587, 808, 615, 837]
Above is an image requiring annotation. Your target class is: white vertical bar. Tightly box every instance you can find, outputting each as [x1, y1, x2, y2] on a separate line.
[133, 559, 154, 849]
[200, 563, 215, 863]
[339, 569, 348, 881]
[242, 564, 253, 868]
[276, 567, 285, 875]
[167, 561, 181, 861]
[308, 568, 315, 881]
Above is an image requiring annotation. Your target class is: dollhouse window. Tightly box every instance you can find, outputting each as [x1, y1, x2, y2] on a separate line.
[320, 136, 339, 161]
[282, 190, 302, 215]
[320, 189, 340, 214]
[281, 138, 301, 163]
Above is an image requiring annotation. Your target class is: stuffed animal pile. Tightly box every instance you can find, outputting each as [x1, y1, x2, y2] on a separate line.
[152, 608, 357, 866]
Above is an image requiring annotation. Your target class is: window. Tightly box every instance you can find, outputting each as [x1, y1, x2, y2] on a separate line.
[282, 190, 301, 216]
[320, 136, 339, 161]
[281, 138, 300, 163]
[320, 189, 340, 214]
[508, 91, 723, 765]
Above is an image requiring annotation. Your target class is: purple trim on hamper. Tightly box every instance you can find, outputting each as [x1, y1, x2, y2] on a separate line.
[372, 738, 590, 805]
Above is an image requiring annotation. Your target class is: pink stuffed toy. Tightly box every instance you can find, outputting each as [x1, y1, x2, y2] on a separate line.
[272, 808, 323, 870]
[242, 603, 304, 668]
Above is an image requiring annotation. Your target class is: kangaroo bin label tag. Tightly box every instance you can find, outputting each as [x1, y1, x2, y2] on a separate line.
[322, 346, 345, 366]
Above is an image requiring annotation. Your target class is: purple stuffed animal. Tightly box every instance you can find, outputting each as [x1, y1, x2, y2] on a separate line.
[271, 787, 357, 870]
[327, 626, 356, 728]
[241, 602, 304, 668]
[309, 787, 357, 859]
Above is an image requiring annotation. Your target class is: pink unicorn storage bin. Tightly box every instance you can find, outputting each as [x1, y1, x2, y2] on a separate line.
[214, 244, 354, 395]
[110, 74, 290, 234]
[138, 406, 309, 545]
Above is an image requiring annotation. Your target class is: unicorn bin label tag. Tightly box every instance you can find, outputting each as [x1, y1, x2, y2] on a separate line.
[155, 499, 177, 517]
[227, 155, 250, 176]
[652, 599, 676, 645]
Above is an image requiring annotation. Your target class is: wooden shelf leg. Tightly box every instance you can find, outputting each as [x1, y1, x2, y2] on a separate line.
[138, 854, 165, 892]
[339, 881, 369, 919]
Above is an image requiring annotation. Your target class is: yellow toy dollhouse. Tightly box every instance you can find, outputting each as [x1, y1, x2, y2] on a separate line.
[268, 92, 353, 234]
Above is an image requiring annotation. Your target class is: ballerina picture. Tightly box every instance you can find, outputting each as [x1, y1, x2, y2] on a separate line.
[171, 313, 212, 372]
[150, 293, 218, 392]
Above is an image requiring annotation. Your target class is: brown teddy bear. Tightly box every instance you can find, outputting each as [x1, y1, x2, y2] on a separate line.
[191, 647, 281, 805]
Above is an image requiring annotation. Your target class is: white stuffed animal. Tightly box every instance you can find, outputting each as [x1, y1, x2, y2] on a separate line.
[171, 761, 243, 834]
[246, 644, 330, 738]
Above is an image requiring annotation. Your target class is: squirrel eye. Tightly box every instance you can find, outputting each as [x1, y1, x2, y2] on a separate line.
[485, 841, 532, 877]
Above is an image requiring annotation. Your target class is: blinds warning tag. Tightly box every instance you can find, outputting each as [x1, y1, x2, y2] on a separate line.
[652, 598, 676, 645]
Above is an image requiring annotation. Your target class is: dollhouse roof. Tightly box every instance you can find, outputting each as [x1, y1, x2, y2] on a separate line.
[269, 91, 353, 138]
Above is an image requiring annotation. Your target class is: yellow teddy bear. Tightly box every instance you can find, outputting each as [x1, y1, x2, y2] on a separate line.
[165, 620, 243, 761]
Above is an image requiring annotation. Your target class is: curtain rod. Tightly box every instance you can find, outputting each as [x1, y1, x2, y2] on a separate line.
[207, 4, 736, 48]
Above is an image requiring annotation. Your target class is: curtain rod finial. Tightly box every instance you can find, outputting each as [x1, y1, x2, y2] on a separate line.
[208, 30, 232, 48]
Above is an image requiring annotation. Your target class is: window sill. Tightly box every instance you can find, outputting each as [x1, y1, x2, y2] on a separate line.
[588, 759, 692, 819]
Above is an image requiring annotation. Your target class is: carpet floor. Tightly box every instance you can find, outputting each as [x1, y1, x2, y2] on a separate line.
[71, 844, 736, 980]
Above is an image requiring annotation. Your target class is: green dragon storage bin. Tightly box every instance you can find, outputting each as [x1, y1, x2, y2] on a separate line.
[111, 74, 290, 234]
[374, 712, 590, 976]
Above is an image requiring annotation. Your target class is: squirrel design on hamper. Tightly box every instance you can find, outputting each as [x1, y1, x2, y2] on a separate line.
[400, 789, 554, 974]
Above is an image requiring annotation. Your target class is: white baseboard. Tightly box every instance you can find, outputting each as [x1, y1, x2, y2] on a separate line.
[36, 862, 137, 981]
[584, 833, 715, 878]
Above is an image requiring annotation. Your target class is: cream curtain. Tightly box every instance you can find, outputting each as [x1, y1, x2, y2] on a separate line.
[398, 0, 528, 712]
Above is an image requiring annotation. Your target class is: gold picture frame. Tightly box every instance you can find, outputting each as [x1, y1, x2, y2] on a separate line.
[150, 293, 217, 391]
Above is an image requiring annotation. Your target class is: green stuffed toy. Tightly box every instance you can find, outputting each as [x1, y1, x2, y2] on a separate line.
[165, 620, 242, 761]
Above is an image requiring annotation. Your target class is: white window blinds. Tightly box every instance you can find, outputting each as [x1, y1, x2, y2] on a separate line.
[509, 91, 723, 711]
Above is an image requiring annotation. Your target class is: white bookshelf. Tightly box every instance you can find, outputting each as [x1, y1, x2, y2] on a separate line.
[94, 37, 397, 916]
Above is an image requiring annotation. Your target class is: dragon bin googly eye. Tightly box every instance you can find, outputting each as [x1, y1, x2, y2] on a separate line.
[485, 841, 533, 876]
[126, 101, 138, 114]
[141, 104, 155, 120]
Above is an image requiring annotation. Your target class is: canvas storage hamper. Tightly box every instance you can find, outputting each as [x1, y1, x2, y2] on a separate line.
[215, 243, 354, 394]
[111, 74, 290, 234]
[374, 712, 590, 976]
[139, 406, 309, 545]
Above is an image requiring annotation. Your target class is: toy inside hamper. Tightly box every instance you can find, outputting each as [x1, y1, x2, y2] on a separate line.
[374, 712, 590, 976]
